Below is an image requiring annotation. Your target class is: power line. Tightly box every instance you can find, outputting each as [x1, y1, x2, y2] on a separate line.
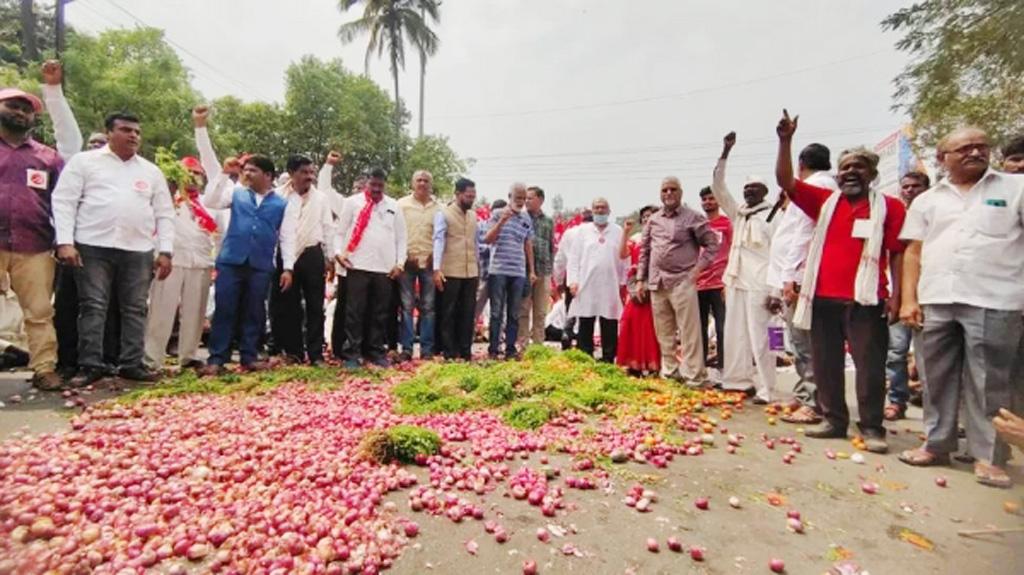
[89, 0, 277, 101]
[433, 50, 889, 121]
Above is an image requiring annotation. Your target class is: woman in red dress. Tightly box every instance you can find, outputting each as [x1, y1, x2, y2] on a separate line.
[616, 206, 661, 376]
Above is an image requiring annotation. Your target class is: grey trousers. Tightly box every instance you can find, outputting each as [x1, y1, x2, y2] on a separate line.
[74, 244, 153, 371]
[785, 303, 816, 407]
[920, 304, 1022, 466]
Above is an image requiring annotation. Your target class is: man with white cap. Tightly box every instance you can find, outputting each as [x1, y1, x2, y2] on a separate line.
[711, 131, 781, 403]
[0, 82, 64, 390]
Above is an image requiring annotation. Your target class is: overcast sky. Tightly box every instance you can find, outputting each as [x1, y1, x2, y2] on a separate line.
[67, 0, 914, 214]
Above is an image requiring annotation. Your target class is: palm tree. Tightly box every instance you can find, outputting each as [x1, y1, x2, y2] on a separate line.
[337, 0, 440, 133]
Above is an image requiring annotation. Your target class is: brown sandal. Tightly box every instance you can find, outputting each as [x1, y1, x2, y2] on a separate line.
[781, 405, 823, 424]
[884, 403, 907, 421]
[898, 447, 950, 467]
[974, 462, 1012, 489]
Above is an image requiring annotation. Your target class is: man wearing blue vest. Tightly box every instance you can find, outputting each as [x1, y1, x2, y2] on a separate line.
[199, 155, 298, 375]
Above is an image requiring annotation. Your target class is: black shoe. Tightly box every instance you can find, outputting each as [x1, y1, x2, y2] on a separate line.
[752, 397, 769, 405]
[805, 422, 848, 439]
[57, 366, 77, 382]
[181, 359, 205, 370]
[371, 357, 391, 368]
[118, 366, 161, 383]
[70, 367, 106, 388]
[860, 429, 889, 454]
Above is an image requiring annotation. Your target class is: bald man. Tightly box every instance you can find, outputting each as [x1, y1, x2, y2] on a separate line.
[637, 177, 720, 383]
[899, 127, 1024, 488]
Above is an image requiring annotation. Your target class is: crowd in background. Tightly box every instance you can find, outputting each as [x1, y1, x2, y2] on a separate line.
[2, 62, 1024, 488]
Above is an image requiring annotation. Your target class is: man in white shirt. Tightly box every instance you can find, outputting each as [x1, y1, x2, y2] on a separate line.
[552, 209, 592, 350]
[268, 153, 338, 365]
[712, 132, 781, 403]
[52, 112, 175, 386]
[898, 127, 1024, 489]
[567, 198, 628, 362]
[142, 156, 217, 372]
[336, 168, 407, 367]
[397, 170, 440, 360]
[769, 143, 838, 424]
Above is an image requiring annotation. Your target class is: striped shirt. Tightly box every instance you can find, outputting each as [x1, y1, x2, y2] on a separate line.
[487, 208, 532, 277]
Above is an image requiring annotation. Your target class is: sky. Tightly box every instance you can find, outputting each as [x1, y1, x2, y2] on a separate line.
[66, 0, 915, 215]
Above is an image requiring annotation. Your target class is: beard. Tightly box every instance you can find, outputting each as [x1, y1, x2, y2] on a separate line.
[0, 114, 31, 134]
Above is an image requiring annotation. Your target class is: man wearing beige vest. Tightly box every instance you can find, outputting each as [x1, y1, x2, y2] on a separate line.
[433, 178, 480, 360]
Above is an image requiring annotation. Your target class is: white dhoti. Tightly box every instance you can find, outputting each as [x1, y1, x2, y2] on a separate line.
[721, 286, 777, 402]
[144, 266, 211, 368]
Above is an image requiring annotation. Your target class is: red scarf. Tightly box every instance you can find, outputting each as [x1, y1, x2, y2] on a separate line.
[346, 186, 379, 254]
[183, 187, 218, 234]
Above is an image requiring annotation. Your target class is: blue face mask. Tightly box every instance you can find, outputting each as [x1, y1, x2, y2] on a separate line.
[593, 214, 609, 225]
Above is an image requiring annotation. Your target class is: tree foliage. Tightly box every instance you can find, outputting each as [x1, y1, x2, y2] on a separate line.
[0, 0, 56, 69]
[882, 0, 1024, 149]
[389, 134, 469, 198]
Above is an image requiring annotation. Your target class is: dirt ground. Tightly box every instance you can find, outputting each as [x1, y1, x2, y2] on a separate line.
[1, 368, 1022, 574]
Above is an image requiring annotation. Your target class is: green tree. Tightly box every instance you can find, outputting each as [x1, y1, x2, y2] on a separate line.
[336, 0, 439, 129]
[0, 0, 56, 68]
[206, 96, 290, 162]
[388, 134, 468, 197]
[882, 0, 1024, 149]
[62, 27, 200, 155]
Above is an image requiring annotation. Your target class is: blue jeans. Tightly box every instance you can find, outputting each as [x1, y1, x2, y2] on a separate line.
[398, 264, 436, 356]
[208, 263, 272, 366]
[488, 274, 527, 357]
[885, 322, 914, 405]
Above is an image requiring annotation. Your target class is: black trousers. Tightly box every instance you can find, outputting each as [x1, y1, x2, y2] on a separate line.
[577, 316, 618, 363]
[342, 269, 392, 362]
[438, 276, 479, 360]
[386, 278, 401, 352]
[698, 288, 726, 369]
[811, 298, 888, 434]
[54, 263, 121, 371]
[271, 245, 326, 362]
[331, 276, 347, 359]
[560, 286, 576, 350]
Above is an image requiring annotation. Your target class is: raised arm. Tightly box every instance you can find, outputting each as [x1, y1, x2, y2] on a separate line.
[41, 61, 82, 159]
[711, 131, 740, 219]
[201, 174, 235, 210]
[192, 106, 222, 180]
[319, 151, 341, 193]
[775, 109, 798, 193]
[484, 209, 513, 244]
[619, 219, 635, 259]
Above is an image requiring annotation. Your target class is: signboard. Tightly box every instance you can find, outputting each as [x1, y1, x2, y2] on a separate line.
[874, 126, 925, 197]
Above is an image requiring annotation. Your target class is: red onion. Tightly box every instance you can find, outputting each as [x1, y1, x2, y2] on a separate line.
[770, 558, 785, 572]
[522, 559, 538, 574]
[694, 497, 709, 510]
[666, 536, 682, 552]
[645, 537, 659, 552]
[690, 545, 705, 561]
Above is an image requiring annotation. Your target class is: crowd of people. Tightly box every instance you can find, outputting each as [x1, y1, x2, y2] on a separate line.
[2, 62, 1024, 487]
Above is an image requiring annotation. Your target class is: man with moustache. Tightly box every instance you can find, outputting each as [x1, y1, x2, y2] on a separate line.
[898, 127, 1023, 488]
[0, 84, 64, 390]
[397, 170, 440, 360]
[883, 170, 931, 421]
[711, 131, 781, 403]
[775, 110, 906, 454]
[637, 176, 720, 383]
[53, 113, 176, 385]
[483, 183, 535, 360]
[433, 178, 481, 360]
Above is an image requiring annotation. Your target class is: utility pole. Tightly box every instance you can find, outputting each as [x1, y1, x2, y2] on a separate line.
[20, 0, 37, 61]
[417, 5, 426, 139]
[55, 0, 69, 57]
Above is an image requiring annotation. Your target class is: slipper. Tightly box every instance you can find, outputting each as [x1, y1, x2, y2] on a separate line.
[782, 406, 823, 424]
[975, 462, 1013, 489]
[884, 403, 907, 421]
[897, 448, 950, 467]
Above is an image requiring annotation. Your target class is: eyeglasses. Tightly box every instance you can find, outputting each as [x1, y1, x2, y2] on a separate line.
[661, 187, 680, 193]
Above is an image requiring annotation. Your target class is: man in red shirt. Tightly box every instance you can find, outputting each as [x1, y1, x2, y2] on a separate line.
[775, 110, 906, 453]
[696, 186, 732, 375]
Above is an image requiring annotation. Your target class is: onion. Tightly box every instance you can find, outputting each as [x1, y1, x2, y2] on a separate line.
[861, 482, 878, 495]
[689, 545, 705, 561]
[770, 558, 785, 573]
[666, 536, 682, 552]
[645, 537, 659, 552]
[728, 496, 741, 509]
[694, 497, 709, 511]
[934, 476, 947, 488]
[536, 528, 550, 543]
[522, 559, 538, 575]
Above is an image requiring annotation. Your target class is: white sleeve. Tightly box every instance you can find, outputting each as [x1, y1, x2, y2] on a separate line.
[279, 195, 300, 271]
[202, 175, 235, 210]
[337, 197, 356, 254]
[41, 84, 82, 159]
[51, 154, 86, 246]
[394, 203, 408, 268]
[194, 127, 222, 181]
[320, 193, 338, 256]
[151, 173, 176, 254]
[900, 197, 929, 241]
[711, 158, 739, 219]
[782, 208, 815, 284]
[566, 232, 583, 286]
[318, 164, 334, 193]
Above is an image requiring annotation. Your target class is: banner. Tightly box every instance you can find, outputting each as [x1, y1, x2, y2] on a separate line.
[874, 126, 925, 197]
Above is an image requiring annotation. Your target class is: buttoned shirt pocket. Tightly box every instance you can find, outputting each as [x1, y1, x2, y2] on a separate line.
[974, 202, 1015, 237]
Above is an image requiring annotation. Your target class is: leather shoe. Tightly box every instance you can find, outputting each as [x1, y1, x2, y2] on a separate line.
[31, 371, 64, 391]
[199, 364, 225, 378]
[804, 422, 848, 439]
[70, 367, 106, 388]
[860, 429, 889, 454]
[241, 361, 271, 372]
[118, 366, 161, 383]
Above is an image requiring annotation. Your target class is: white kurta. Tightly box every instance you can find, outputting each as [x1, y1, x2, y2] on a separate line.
[566, 222, 629, 319]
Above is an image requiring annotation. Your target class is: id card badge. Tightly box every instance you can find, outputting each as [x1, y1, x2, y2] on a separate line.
[26, 169, 49, 190]
[851, 219, 873, 239]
